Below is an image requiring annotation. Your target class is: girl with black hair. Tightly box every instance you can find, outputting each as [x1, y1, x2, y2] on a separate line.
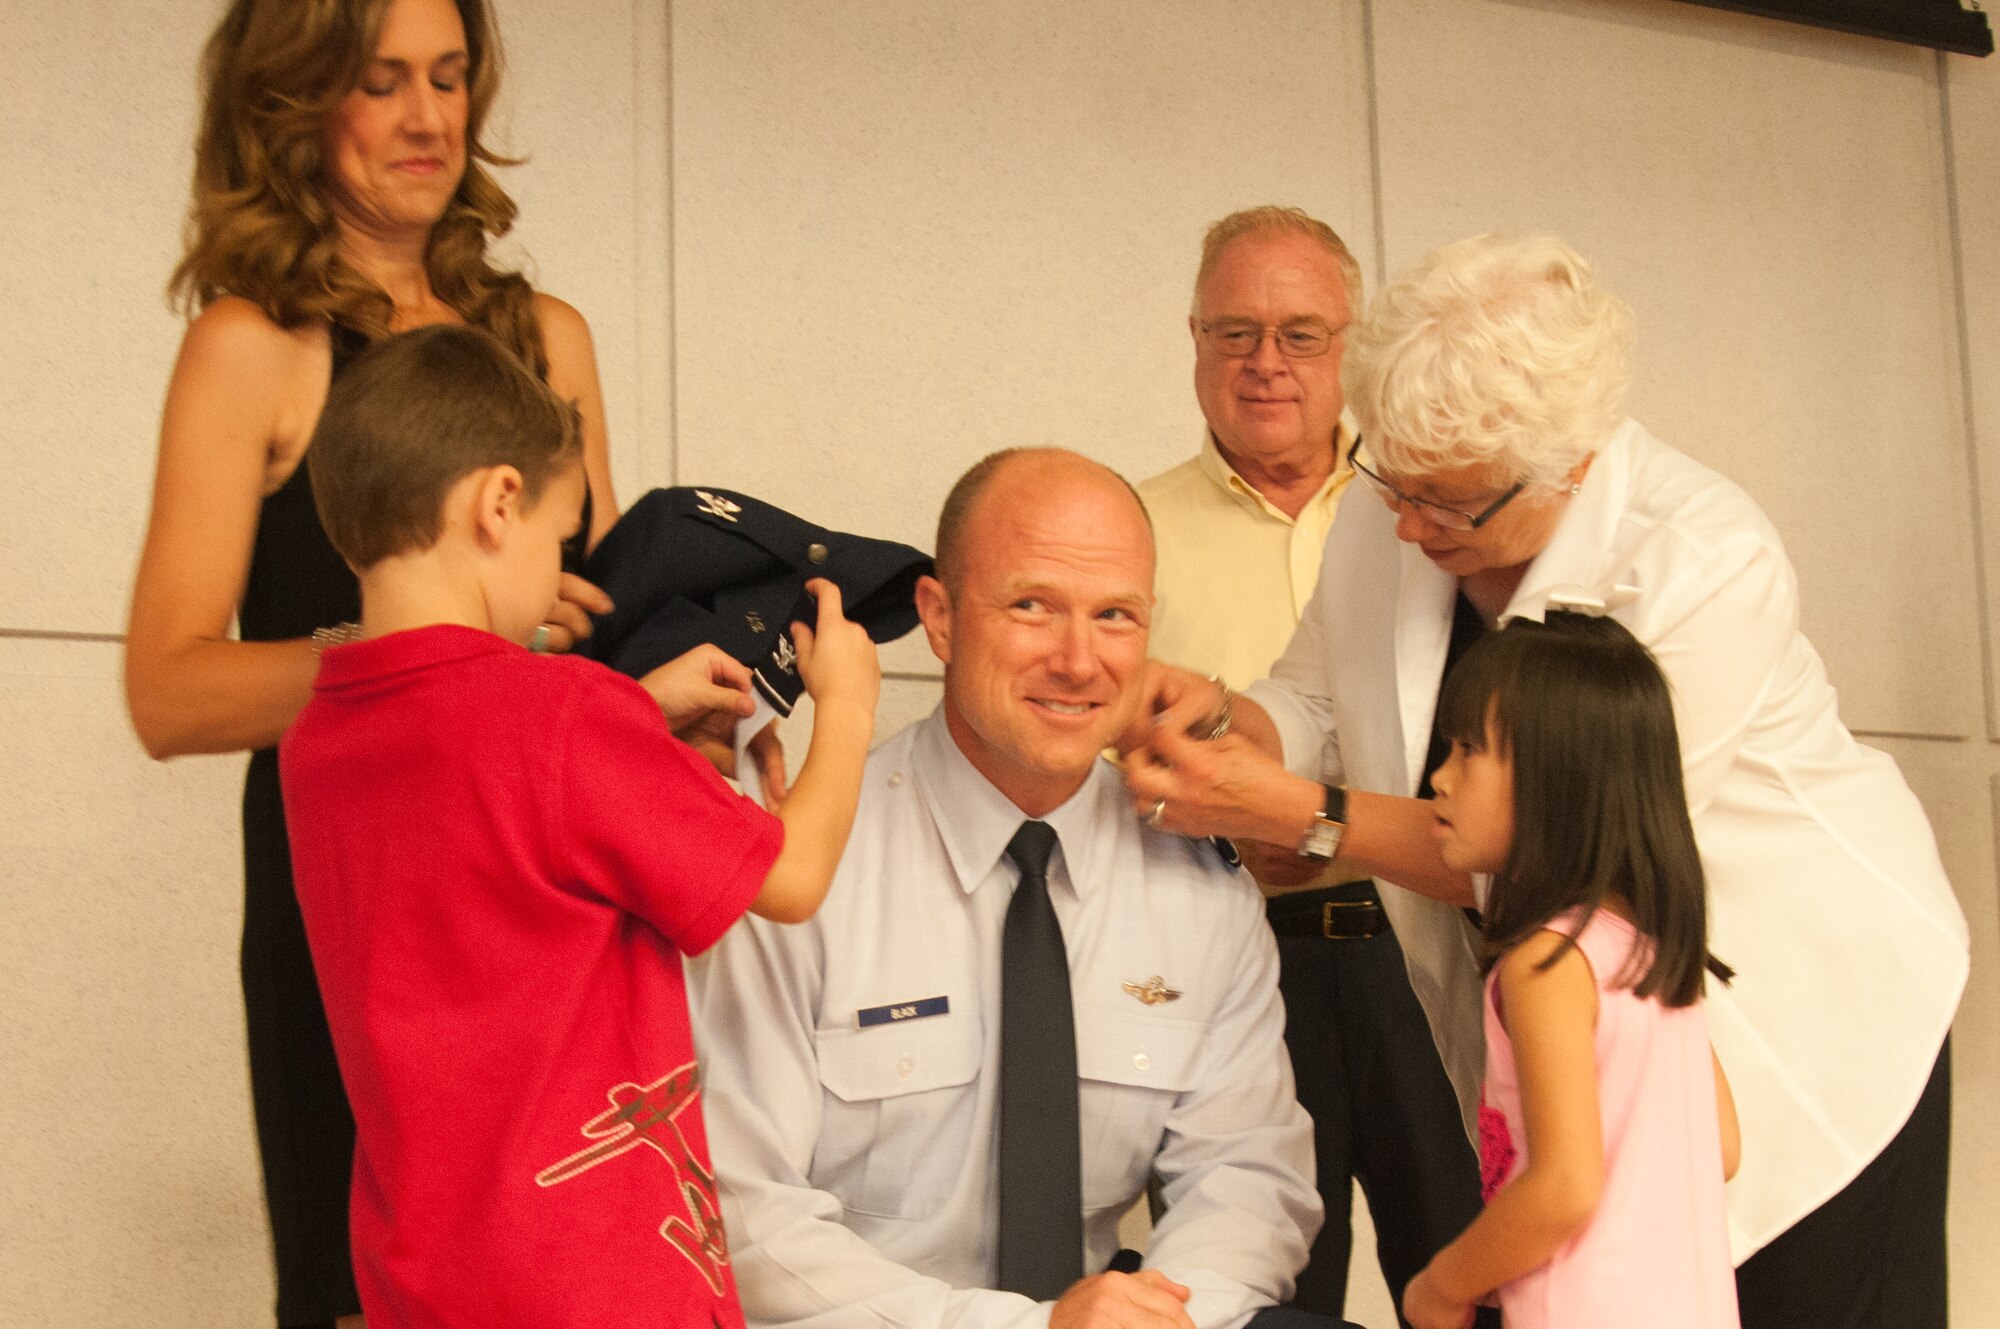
[1402, 612, 1741, 1329]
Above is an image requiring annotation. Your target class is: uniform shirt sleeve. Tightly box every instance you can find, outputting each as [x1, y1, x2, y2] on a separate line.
[556, 670, 783, 955]
[690, 919, 1055, 1329]
[1141, 886, 1321, 1326]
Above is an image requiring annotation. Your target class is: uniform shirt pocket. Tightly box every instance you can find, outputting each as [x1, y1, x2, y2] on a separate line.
[1075, 1007, 1205, 1211]
[814, 1015, 982, 1220]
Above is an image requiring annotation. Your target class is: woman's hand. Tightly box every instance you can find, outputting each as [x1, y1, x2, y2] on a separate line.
[531, 573, 614, 654]
[1402, 1266, 1476, 1329]
[1123, 719, 1320, 846]
[1115, 661, 1226, 757]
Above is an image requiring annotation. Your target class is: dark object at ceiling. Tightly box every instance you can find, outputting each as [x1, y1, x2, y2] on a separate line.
[1675, 0, 1991, 55]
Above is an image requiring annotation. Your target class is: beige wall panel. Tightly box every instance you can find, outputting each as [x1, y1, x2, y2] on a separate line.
[1370, 0, 1981, 738]
[669, 0, 1375, 585]
[1943, 51, 2000, 737]
[0, 1, 666, 636]
[491, 0, 671, 503]
[0, 4, 205, 633]
[771, 673, 948, 781]
[1870, 737, 2000, 1317]
[0, 637, 271, 1324]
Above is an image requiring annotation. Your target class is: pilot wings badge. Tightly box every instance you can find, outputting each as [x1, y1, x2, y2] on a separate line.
[1122, 976, 1181, 1006]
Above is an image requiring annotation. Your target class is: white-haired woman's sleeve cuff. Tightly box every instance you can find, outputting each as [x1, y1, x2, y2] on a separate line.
[1242, 677, 1339, 783]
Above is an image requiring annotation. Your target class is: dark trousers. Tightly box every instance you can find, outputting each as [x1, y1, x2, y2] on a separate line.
[1269, 887, 1489, 1329]
[1736, 1037, 1952, 1329]
[243, 752, 362, 1327]
[1246, 1306, 1365, 1329]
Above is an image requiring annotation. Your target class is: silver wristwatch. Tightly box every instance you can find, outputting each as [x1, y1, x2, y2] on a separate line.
[1297, 784, 1348, 861]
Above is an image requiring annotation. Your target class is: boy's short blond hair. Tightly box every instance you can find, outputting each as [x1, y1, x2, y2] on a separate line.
[308, 325, 582, 569]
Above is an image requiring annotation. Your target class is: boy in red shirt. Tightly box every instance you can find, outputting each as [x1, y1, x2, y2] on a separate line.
[280, 325, 878, 1327]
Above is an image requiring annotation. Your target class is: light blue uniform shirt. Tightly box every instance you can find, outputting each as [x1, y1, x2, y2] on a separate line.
[690, 707, 1319, 1329]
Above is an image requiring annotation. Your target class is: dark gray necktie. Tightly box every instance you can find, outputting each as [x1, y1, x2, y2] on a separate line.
[996, 819, 1082, 1300]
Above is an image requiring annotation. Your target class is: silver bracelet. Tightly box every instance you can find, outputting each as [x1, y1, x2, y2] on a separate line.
[310, 622, 363, 655]
[1198, 675, 1234, 741]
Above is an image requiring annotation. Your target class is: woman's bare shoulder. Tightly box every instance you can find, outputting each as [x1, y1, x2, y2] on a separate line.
[533, 291, 603, 401]
[179, 296, 329, 383]
[534, 291, 596, 361]
[169, 297, 333, 485]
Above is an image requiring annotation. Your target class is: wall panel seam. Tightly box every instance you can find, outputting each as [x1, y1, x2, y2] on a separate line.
[0, 629, 123, 644]
[662, 0, 679, 487]
[1990, 774, 2000, 929]
[1935, 51, 1998, 742]
[1361, 0, 1388, 290]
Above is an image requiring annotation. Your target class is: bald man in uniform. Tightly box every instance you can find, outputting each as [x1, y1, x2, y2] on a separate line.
[693, 449, 1341, 1329]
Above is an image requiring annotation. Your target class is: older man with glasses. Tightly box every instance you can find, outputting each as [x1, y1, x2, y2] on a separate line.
[1135, 207, 1487, 1329]
[1126, 232, 1965, 1329]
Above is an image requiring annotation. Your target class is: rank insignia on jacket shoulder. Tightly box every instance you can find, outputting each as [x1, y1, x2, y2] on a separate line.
[1122, 977, 1181, 1006]
[579, 485, 932, 717]
[695, 489, 742, 522]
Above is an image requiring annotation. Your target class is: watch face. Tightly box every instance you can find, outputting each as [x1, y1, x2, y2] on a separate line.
[1301, 817, 1344, 862]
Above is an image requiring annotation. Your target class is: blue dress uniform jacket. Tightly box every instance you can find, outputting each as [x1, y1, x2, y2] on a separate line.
[688, 709, 1320, 1329]
[582, 486, 933, 712]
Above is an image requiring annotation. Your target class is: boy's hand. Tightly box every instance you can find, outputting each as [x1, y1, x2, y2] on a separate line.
[1402, 1266, 1476, 1329]
[790, 579, 880, 717]
[641, 644, 755, 730]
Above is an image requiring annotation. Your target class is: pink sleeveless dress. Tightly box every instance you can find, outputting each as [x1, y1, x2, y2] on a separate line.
[1481, 908, 1738, 1328]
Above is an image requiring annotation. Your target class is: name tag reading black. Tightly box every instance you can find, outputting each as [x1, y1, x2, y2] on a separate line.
[857, 996, 949, 1028]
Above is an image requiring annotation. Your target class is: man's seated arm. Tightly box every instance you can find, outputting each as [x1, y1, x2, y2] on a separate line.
[692, 915, 1053, 1329]
[1140, 888, 1322, 1327]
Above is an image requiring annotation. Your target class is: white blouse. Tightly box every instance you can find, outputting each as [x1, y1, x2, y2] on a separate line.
[1247, 418, 1968, 1260]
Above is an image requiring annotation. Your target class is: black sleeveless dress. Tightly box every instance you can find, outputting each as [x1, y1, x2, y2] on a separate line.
[238, 324, 366, 1327]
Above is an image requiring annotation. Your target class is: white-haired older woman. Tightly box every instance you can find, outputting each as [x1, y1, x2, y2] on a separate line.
[1125, 233, 1966, 1328]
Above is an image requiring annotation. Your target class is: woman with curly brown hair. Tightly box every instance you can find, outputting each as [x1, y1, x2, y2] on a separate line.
[123, 2, 756, 1324]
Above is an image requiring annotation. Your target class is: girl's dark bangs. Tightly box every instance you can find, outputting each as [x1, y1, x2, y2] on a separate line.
[1437, 626, 1529, 751]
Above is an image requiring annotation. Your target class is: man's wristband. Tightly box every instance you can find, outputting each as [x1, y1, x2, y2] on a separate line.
[1297, 783, 1348, 861]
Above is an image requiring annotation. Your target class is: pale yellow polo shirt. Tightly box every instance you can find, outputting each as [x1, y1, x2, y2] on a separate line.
[1138, 416, 1358, 690]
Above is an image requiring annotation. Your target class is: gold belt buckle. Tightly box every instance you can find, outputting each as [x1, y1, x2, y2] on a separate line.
[1321, 899, 1376, 939]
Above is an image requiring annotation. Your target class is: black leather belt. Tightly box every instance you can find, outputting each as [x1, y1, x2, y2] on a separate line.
[1265, 882, 1389, 941]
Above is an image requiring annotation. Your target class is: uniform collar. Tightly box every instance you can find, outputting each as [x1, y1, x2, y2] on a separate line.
[911, 706, 1121, 901]
[1195, 411, 1359, 522]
